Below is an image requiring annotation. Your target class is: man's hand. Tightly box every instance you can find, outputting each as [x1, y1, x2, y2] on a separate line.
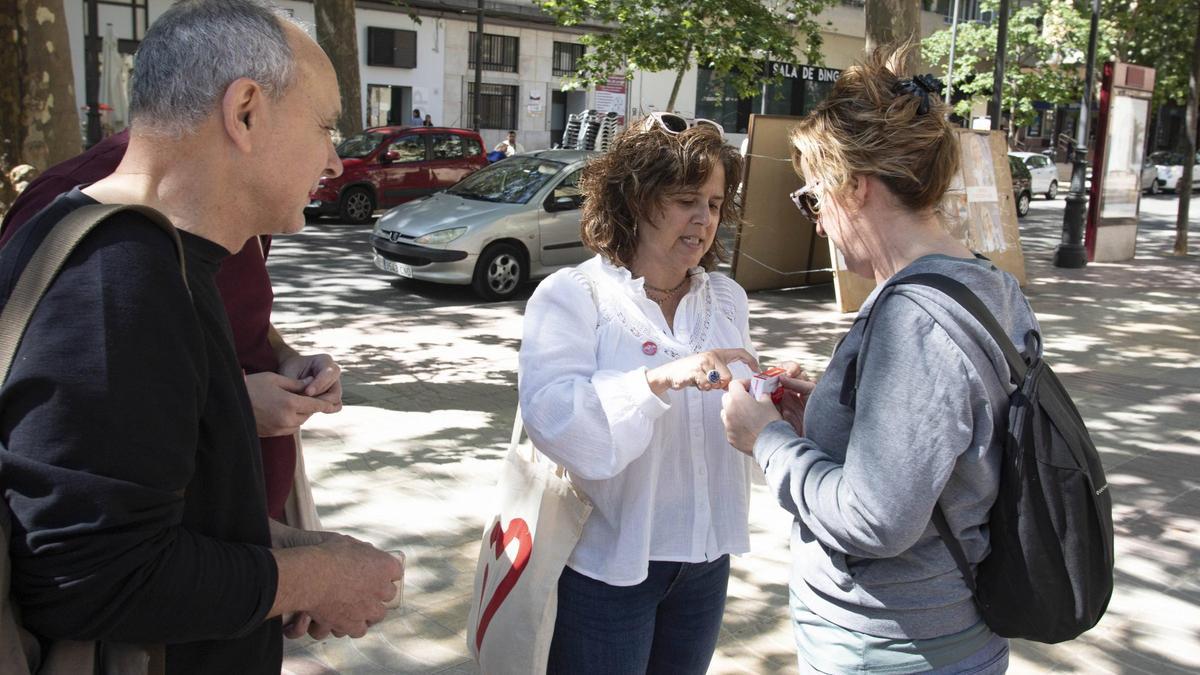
[721, 380, 783, 456]
[278, 353, 343, 408]
[272, 538, 404, 640]
[245, 372, 338, 437]
[269, 519, 339, 549]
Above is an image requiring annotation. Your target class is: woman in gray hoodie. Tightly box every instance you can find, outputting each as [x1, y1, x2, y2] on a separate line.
[721, 46, 1037, 674]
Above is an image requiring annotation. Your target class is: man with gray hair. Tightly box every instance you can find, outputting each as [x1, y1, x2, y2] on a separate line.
[0, 1, 402, 673]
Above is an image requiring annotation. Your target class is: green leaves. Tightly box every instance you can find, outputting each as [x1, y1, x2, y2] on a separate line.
[1106, 0, 1200, 106]
[923, 0, 1093, 128]
[535, 0, 836, 108]
[922, 0, 1199, 125]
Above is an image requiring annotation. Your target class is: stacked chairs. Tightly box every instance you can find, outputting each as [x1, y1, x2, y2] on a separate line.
[558, 109, 624, 151]
[560, 112, 584, 150]
[575, 110, 601, 150]
[595, 112, 621, 152]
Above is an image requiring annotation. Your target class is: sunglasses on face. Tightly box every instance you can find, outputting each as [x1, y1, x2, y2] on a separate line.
[641, 111, 726, 138]
[790, 182, 822, 221]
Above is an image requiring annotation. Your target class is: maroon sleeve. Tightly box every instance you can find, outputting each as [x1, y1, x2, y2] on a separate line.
[0, 129, 130, 248]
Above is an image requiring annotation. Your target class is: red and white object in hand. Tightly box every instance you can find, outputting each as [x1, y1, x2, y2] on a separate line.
[750, 367, 787, 405]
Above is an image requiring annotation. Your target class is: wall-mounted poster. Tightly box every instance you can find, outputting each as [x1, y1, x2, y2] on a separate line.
[594, 76, 627, 125]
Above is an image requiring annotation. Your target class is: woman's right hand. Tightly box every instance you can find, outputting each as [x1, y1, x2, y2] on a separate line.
[646, 349, 759, 396]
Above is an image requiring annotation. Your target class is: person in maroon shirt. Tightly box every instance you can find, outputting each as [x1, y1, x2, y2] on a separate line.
[1, 128, 341, 520]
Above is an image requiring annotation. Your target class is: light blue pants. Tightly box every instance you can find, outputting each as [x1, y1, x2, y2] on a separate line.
[792, 590, 1009, 674]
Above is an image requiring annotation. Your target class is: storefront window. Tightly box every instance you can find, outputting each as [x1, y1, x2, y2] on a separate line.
[695, 69, 746, 132]
[695, 63, 840, 133]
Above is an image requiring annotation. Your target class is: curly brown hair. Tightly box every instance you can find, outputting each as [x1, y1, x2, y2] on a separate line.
[580, 121, 744, 271]
[789, 44, 960, 213]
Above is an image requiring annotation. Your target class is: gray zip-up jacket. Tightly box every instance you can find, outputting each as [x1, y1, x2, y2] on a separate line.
[753, 254, 1039, 640]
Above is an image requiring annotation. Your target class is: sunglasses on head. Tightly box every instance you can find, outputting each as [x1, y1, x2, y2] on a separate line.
[789, 182, 822, 221]
[641, 112, 726, 138]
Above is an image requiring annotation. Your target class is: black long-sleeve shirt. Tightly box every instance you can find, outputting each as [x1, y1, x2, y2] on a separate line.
[0, 189, 281, 673]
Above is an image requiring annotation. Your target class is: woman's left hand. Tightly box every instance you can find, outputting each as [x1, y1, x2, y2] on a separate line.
[721, 380, 782, 456]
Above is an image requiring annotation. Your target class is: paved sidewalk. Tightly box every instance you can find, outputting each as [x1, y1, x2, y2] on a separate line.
[270, 194, 1199, 674]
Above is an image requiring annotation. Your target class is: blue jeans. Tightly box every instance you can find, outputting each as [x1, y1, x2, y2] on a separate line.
[546, 555, 730, 675]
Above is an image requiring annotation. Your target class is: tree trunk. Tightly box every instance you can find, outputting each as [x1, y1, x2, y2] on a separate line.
[316, 0, 363, 137]
[1010, 102, 1020, 147]
[0, 0, 23, 213]
[18, 0, 80, 172]
[865, 0, 922, 72]
[1174, 7, 1200, 256]
[665, 42, 694, 113]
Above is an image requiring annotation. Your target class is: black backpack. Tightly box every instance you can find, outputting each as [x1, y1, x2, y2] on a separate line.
[844, 272, 1114, 644]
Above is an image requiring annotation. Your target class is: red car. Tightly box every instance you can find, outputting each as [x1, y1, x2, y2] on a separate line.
[307, 126, 488, 223]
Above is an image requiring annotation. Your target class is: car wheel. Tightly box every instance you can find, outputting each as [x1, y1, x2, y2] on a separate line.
[339, 187, 375, 224]
[1017, 191, 1031, 217]
[472, 243, 525, 301]
[1046, 180, 1058, 200]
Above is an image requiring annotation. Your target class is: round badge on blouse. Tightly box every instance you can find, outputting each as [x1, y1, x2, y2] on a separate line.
[642, 341, 657, 356]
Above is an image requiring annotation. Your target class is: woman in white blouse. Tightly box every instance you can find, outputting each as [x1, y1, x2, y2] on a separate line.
[519, 118, 759, 674]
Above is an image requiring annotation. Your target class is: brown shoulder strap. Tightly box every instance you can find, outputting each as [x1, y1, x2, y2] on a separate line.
[0, 203, 187, 384]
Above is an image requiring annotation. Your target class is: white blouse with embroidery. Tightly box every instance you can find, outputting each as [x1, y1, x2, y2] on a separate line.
[518, 254, 757, 586]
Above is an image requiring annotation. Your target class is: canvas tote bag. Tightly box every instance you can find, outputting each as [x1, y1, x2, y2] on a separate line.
[282, 432, 323, 532]
[466, 407, 592, 674]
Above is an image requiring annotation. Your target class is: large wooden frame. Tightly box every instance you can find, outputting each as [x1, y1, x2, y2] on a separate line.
[731, 114, 832, 291]
[734, 119, 1027, 313]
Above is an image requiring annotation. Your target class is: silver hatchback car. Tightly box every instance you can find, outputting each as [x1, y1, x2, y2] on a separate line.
[371, 150, 595, 300]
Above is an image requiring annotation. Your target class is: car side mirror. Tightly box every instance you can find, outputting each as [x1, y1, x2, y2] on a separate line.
[381, 150, 400, 164]
[546, 194, 580, 212]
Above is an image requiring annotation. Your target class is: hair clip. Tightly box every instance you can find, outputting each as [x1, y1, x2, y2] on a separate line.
[895, 74, 945, 115]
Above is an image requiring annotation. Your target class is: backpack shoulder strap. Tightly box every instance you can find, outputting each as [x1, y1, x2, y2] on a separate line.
[933, 505, 977, 592]
[0, 203, 186, 384]
[895, 273, 1030, 381]
[840, 271, 1031, 409]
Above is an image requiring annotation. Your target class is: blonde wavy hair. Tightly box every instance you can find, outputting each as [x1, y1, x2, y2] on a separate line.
[789, 45, 959, 213]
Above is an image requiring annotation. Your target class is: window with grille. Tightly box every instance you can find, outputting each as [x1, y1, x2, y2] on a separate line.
[553, 42, 585, 76]
[469, 32, 519, 73]
[466, 83, 519, 130]
[367, 27, 417, 68]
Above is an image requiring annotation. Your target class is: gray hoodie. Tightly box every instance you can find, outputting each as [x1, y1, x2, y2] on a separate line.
[753, 254, 1039, 640]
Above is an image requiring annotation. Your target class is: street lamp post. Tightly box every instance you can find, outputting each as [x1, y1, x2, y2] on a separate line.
[1053, 0, 1100, 268]
[84, 0, 102, 148]
[991, 0, 1009, 131]
[945, 0, 962, 104]
[473, 0, 484, 131]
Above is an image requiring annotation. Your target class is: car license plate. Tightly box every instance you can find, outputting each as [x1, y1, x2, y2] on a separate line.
[374, 254, 412, 278]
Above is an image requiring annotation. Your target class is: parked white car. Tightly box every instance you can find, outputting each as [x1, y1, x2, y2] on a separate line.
[1140, 159, 1161, 195]
[1148, 151, 1200, 192]
[1009, 152, 1059, 199]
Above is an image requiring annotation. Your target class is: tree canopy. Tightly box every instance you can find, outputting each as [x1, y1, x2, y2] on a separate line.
[536, 0, 837, 111]
[1108, 0, 1200, 107]
[922, 0, 1199, 133]
[922, 0, 1121, 135]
